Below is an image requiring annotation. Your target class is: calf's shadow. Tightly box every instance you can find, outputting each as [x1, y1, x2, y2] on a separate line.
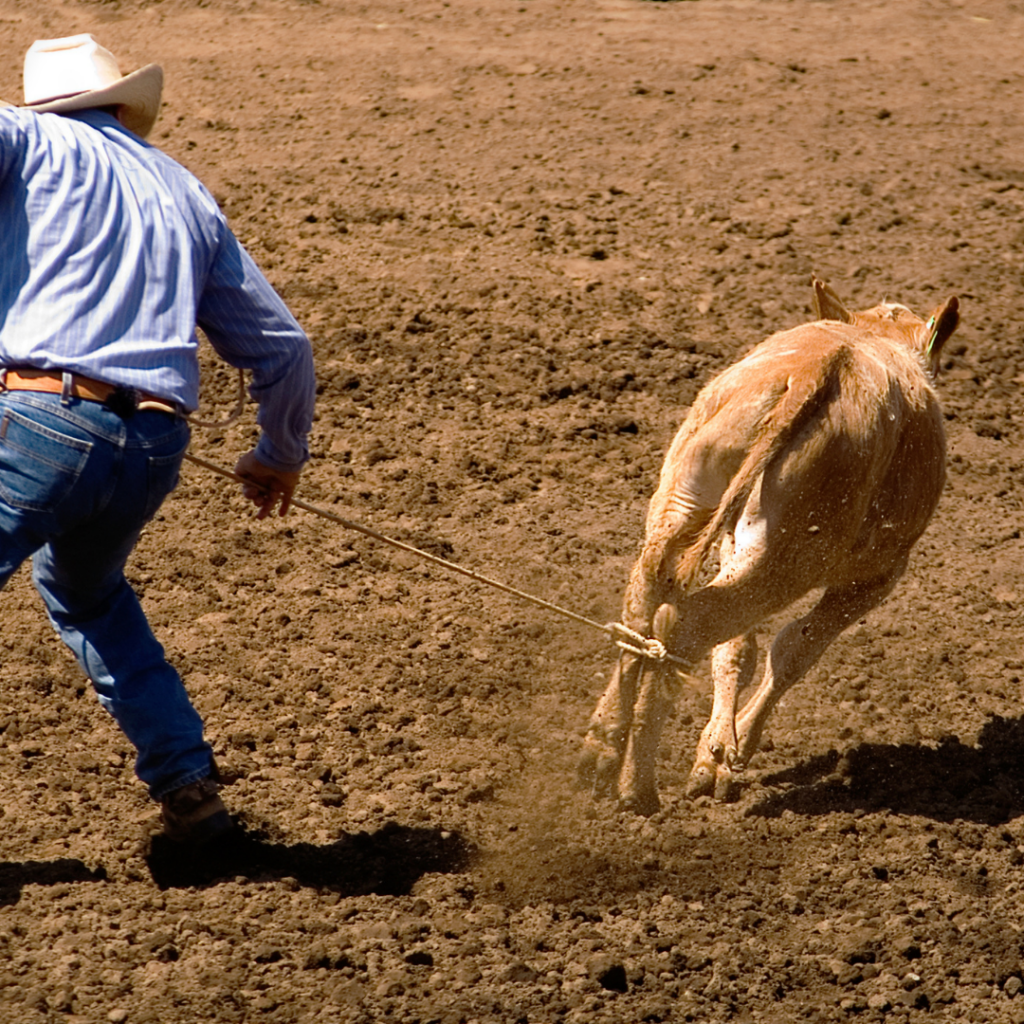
[748, 713, 1024, 825]
[0, 858, 106, 908]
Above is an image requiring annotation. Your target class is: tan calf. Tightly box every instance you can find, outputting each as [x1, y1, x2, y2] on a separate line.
[578, 278, 960, 813]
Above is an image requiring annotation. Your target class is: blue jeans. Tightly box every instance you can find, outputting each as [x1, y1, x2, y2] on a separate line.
[0, 391, 213, 800]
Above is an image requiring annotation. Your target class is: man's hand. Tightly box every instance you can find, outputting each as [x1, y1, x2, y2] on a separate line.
[233, 450, 301, 520]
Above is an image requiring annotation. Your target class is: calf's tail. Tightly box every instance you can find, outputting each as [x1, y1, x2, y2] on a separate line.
[670, 345, 854, 590]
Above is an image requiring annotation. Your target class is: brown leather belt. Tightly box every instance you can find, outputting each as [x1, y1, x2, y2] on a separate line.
[1, 368, 180, 416]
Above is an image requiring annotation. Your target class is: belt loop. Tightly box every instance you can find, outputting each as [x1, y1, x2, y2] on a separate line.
[61, 371, 73, 405]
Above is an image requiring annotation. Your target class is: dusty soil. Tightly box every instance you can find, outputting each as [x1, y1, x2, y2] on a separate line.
[4, 0, 1024, 1021]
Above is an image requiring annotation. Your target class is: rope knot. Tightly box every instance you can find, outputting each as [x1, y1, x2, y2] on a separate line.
[642, 636, 668, 661]
[606, 622, 669, 663]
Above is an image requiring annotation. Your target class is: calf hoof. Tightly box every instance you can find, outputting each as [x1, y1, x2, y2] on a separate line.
[685, 761, 716, 799]
[577, 742, 621, 801]
[576, 746, 598, 789]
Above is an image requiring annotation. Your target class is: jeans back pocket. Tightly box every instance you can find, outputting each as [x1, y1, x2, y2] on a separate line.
[143, 447, 187, 523]
[0, 409, 93, 512]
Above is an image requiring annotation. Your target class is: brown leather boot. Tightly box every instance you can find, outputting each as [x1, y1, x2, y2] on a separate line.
[160, 776, 232, 845]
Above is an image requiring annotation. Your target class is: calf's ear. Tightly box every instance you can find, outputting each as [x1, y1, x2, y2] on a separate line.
[922, 296, 960, 376]
[811, 277, 853, 323]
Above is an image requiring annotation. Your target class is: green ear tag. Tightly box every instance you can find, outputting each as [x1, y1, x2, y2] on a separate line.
[925, 316, 938, 356]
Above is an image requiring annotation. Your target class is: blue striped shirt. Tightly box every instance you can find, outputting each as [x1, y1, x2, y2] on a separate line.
[0, 107, 315, 471]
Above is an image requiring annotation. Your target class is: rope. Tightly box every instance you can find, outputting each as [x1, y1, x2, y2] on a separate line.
[182, 451, 695, 672]
[183, 368, 246, 429]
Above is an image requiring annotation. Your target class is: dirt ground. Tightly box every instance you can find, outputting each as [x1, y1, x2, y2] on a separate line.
[5, 0, 1024, 1021]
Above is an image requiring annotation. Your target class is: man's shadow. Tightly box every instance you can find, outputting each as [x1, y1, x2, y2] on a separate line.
[18, 714, 1024, 899]
[747, 714, 1024, 825]
[144, 819, 473, 892]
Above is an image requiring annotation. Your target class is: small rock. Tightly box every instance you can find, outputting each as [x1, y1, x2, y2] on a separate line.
[51, 987, 76, 1013]
[374, 971, 407, 998]
[834, 963, 862, 985]
[586, 955, 628, 992]
[505, 962, 538, 984]
[1005, 975, 1023, 998]
[838, 925, 880, 964]
[349, 922, 392, 942]
[454, 964, 482, 985]
[328, 979, 366, 1007]
[23, 989, 48, 1012]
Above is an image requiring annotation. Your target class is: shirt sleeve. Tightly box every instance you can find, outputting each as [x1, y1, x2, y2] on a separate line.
[196, 228, 316, 473]
[0, 110, 23, 179]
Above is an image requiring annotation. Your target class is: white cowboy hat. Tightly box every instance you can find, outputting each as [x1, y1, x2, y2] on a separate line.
[22, 34, 163, 138]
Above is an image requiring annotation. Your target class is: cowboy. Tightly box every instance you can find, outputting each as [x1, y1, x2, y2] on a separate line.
[0, 36, 316, 846]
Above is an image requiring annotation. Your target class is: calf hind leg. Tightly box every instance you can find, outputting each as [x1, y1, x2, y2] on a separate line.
[686, 632, 758, 801]
[616, 603, 680, 815]
[580, 535, 680, 799]
[577, 651, 643, 799]
[733, 572, 903, 770]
